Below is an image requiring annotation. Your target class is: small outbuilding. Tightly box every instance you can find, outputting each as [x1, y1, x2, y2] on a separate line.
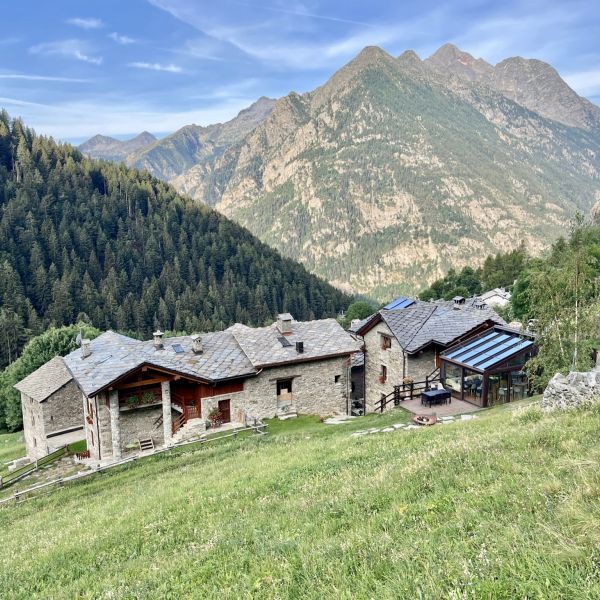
[14, 357, 85, 459]
[440, 326, 536, 407]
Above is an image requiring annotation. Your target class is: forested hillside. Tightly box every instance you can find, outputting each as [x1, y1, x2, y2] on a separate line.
[0, 111, 350, 370]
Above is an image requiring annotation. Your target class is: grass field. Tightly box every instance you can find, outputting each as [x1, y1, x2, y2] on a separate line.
[0, 431, 25, 476]
[0, 401, 599, 599]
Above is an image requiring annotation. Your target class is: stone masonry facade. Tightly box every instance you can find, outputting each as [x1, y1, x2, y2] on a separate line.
[363, 322, 437, 412]
[20, 379, 84, 460]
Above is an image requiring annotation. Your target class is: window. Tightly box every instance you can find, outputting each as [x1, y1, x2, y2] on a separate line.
[277, 379, 293, 396]
[33, 437, 37, 447]
[91, 430, 94, 446]
[380, 334, 392, 350]
[334, 375, 341, 384]
[380, 365, 387, 383]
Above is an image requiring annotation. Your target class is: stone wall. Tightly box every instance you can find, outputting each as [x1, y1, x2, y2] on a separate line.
[405, 350, 437, 381]
[363, 321, 404, 412]
[541, 367, 600, 411]
[243, 357, 348, 420]
[362, 323, 438, 413]
[20, 393, 47, 460]
[201, 391, 246, 424]
[119, 406, 164, 453]
[42, 380, 84, 435]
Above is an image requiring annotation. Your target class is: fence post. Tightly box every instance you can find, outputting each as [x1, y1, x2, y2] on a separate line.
[410, 381, 414, 399]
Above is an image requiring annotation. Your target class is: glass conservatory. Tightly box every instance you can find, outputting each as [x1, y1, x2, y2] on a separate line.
[440, 326, 536, 408]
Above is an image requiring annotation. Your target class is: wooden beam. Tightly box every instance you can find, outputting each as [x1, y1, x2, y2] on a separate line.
[116, 377, 170, 390]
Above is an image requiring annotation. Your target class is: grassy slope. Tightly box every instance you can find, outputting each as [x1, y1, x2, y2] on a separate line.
[0, 403, 599, 599]
[0, 432, 25, 476]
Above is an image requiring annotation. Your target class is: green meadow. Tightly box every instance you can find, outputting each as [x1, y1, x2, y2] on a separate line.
[0, 401, 598, 599]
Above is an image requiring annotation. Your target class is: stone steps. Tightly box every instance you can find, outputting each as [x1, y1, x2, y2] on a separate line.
[172, 418, 207, 443]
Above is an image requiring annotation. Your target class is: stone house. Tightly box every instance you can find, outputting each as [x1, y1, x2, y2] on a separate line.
[14, 357, 84, 459]
[17, 315, 361, 462]
[355, 297, 505, 412]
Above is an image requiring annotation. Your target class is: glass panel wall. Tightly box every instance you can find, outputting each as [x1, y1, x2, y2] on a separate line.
[487, 371, 510, 406]
[444, 364, 463, 398]
[510, 370, 528, 401]
[463, 368, 484, 406]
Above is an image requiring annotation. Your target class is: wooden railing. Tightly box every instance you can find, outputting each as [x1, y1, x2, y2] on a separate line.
[172, 413, 185, 435]
[375, 368, 441, 413]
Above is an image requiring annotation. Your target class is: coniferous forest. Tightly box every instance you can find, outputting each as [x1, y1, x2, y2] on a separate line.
[0, 110, 351, 370]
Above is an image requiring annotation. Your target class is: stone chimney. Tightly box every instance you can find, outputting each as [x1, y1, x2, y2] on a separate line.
[153, 330, 164, 350]
[81, 339, 91, 359]
[276, 313, 293, 335]
[191, 334, 203, 354]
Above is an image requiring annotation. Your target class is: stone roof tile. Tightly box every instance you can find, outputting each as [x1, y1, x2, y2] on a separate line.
[14, 356, 73, 402]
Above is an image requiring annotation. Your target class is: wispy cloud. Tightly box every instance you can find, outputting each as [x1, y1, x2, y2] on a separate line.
[67, 17, 104, 30]
[1, 94, 256, 140]
[128, 61, 183, 72]
[109, 32, 136, 45]
[0, 73, 91, 83]
[29, 40, 103, 65]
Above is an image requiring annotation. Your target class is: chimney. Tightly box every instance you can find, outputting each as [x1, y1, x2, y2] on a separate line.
[276, 313, 293, 335]
[81, 339, 91, 359]
[191, 334, 203, 354]
[453, 296, 465, 309]
[153, 330, 164, 350]
[295, 341, 304, 354]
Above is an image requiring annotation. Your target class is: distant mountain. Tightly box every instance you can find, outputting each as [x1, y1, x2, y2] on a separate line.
[79, 97, 277, 180]
[171, 45, 600, 299]
[79, 131, 156, 162]
[128, 96, 276, 180]
[0, 110, 350, 372]
[425, 43, 600, 130]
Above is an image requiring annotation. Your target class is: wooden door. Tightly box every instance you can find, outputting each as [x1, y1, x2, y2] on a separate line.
[218, 399, 231, 423]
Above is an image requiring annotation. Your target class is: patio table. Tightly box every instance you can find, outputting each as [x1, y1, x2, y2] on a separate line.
[421, 389, 451, 407]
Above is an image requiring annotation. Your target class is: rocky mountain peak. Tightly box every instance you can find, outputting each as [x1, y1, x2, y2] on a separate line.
[426, 43, 493, 81]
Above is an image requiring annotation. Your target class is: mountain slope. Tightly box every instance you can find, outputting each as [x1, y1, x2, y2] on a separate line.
[79, 131, 157, 161]
[425, 43, 600, 130]
[0, 110, 350, 369]
[126, 96, 276, 180]
[173, 46, 600, 298]
[1, 402, 599, 597]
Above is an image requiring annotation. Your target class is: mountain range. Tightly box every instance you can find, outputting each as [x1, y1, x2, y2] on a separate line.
[80, 44, 600, 299]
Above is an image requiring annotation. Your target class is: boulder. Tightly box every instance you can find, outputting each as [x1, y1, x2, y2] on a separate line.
[541, 366, 600, 411]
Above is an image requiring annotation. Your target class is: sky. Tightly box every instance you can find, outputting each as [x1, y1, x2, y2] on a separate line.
[1, 0, 599, 143]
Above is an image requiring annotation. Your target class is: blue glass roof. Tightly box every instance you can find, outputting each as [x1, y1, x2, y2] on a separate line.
[441, 327, 534, 372]
[384, 296, 416, 310]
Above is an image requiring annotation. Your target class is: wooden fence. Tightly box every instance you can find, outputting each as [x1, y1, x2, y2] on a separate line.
[0, 446, 68, 490]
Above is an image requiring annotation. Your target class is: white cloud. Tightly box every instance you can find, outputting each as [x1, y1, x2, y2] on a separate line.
[0, 73, 92, 82]
[128, 62, 183, 73]
[109, 32, 136, 45]
[67, 17, 104, 30]
[30, 40, 103, 65]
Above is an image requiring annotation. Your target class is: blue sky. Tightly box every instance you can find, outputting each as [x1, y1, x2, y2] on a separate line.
[1, 0, 599, 143]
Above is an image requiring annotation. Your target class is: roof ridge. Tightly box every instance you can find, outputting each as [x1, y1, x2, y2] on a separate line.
[399, 303, 438, 350]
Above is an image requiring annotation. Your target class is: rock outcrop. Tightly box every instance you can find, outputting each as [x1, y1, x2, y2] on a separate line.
[541, 367, 600, 411]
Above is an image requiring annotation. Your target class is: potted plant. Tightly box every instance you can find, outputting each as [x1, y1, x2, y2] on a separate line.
[142, 391, 155, 404]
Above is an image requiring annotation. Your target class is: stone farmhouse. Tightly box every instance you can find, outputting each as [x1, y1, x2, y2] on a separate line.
[16, 314, 362, 462]
[15, 357, 85, 459]
[354, 296, 505, 412]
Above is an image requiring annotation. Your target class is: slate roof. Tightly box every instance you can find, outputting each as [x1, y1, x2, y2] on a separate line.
[228, 318, 362, 368]
[63, 330, 256, 397]
[14, 356, 73, 402]
[358, 299, 505, 354]
[57, 318, 360, 397]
